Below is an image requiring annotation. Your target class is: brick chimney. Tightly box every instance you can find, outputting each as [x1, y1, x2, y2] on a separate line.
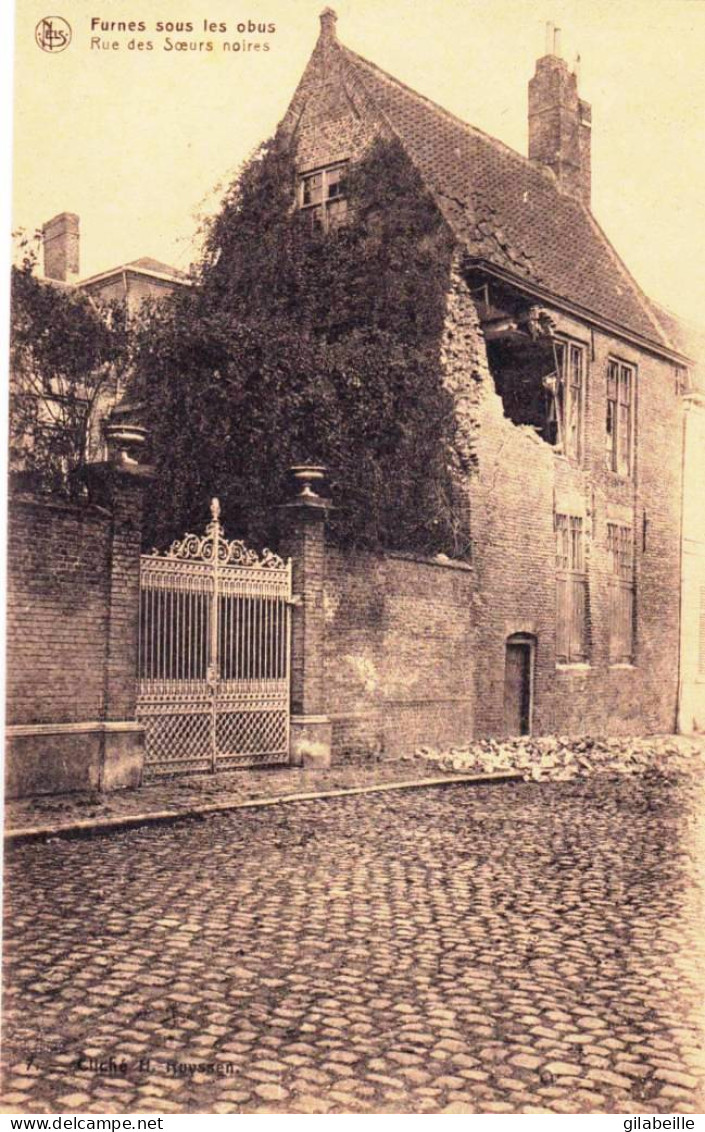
[42, 212, 80, 282]
[528, 25, 592, 206]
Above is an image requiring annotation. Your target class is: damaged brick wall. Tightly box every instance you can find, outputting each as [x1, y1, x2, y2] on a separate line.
[278, 20, 683, 746]
[440, 271, 683, 737]
[323, 547, 475, 762]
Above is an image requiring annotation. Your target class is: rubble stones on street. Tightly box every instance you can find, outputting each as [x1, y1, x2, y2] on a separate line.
[416, 734, 704, 783]
[2, 768, 704, 1114]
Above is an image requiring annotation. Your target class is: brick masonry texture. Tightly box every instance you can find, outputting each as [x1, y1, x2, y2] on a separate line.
[323, 548, 474, 761]
[6, 479, 145, 797]
[6, 498, 111, 728]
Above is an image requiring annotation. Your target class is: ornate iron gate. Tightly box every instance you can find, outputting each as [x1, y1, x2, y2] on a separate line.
[137, 499, 292, 776]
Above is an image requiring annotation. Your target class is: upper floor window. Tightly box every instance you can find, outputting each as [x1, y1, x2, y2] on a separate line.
[299, 163, 348, 234]
[555, 512, 588, 663]
[545, 339, 585, 461]
[605, 359, 634, 476]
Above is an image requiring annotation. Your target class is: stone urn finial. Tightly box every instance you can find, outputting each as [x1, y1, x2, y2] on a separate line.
[289, 464, 327, 502]
[104, 422, 148, 467]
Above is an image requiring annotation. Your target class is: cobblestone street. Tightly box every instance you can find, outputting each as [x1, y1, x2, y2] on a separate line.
[2, 772, 704, 1114]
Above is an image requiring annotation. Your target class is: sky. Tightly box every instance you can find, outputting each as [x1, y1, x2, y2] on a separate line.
[10, 0, 705, 325]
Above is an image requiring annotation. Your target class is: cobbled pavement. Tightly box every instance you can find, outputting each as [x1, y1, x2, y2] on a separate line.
[2, 771, 704, 1114]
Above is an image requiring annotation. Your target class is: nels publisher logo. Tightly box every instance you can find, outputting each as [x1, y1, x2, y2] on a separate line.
[35, 16, 72, 53]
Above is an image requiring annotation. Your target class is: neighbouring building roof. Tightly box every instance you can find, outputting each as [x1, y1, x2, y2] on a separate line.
[649, 300, 705, 390]
[287, 24, 683, 357]
[127, 256, 186, 276]
[79, 258, 188, 289]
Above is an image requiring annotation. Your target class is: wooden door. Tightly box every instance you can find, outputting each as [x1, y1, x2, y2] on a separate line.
[504, 641, 532, 736]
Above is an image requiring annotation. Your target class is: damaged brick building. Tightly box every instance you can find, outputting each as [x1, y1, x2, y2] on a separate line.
[276, 9, 702, 747]
[7, 10, 702, 796]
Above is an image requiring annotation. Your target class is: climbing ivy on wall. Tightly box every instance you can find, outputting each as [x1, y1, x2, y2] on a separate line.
[135, 135, 470, 557]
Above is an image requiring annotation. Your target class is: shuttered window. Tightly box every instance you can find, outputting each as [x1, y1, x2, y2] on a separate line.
[607, 522, 635, 663]
[556, 513, 588, 663]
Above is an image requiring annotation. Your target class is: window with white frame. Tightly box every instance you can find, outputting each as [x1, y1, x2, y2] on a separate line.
[299, 163, 348, 234]
[605, 359, 634, 476]
[555, 512, 588, 663]
[607, 522, 635, 663]
[545, 339, 585, 461]
[556, 339, 583, 459]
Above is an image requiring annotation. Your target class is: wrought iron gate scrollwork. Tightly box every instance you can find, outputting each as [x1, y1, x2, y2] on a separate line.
[137, 499, 292, 776]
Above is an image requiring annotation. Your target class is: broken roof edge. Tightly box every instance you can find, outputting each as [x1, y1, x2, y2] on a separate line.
[465, 257, 694, 368]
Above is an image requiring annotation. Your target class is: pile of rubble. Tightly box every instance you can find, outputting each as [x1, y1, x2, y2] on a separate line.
[414, 734, 704, 782]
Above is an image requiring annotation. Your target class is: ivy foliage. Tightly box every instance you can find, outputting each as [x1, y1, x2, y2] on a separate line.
[10, 238, 128, 497]
[135, 136, 469, 556]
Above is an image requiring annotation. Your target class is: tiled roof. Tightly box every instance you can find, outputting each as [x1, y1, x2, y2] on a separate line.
[329, 40, 674, 352]
[127, 257, 186, 277]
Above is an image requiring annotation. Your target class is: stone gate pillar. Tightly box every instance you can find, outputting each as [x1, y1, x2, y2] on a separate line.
[86, 423, 154, 790]
[278, 466, 333, 768]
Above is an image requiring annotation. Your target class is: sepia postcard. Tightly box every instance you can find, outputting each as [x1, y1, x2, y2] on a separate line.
[3, 0, 705, 1119]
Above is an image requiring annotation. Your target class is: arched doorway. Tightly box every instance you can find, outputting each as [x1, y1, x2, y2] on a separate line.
[503, 634, 536, 736]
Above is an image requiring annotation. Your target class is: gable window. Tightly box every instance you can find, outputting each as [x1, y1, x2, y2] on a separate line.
[605, 359, 634, 476]
[299, 162, 348, 234]
[556, 513, 588, 663]
[607, 522, 635, 663]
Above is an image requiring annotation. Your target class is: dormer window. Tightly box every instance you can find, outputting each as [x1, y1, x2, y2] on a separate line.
[299, 162, 348, 233]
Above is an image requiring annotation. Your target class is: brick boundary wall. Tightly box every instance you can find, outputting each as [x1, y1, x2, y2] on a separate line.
[279, 494, 475, 766]
[5, 465, 150, 798]
[323, 546, 475, 763]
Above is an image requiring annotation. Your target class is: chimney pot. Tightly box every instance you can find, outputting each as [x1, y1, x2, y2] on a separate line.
[42, 212, 80, 282]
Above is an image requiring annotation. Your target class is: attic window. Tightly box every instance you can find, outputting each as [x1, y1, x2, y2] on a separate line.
[299, 163, 348, 233]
